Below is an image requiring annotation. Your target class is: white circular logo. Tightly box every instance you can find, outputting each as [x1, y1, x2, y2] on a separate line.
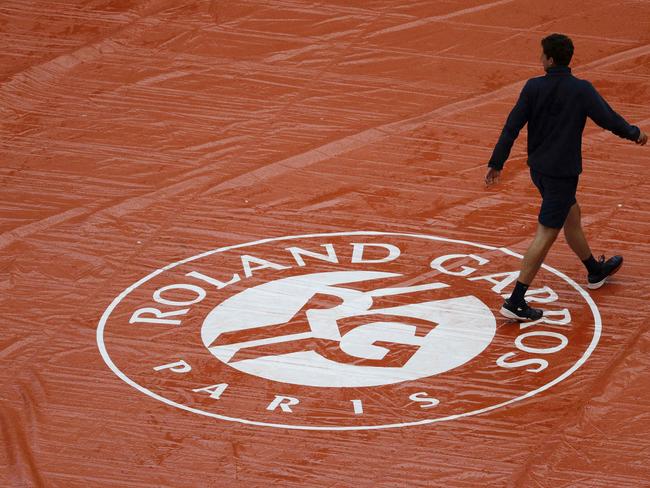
[203, 271, 495, 387]
[97, 232, 601, 430]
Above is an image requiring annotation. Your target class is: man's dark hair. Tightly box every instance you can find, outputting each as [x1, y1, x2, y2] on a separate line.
[541, 33, 574, 66]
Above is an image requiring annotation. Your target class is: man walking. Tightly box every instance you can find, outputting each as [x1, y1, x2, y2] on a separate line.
[485, 33, 647, 321]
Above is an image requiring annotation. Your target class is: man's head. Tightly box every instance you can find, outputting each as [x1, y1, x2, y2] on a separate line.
[541, 33, 574, 70]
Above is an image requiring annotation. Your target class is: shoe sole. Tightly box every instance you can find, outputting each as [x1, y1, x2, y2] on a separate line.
[587, 260, 623, 290]
[499, 306, 543, 321]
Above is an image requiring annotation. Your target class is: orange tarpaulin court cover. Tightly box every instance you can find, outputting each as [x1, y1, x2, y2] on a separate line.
[1, 1, 650, 487]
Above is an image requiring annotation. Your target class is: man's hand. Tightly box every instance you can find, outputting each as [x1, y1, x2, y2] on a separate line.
[636, 131, 648, 146]
[485, 167, 501, 186]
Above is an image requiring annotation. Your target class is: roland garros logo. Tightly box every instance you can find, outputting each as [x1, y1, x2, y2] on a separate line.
[97, 232, 600, 430]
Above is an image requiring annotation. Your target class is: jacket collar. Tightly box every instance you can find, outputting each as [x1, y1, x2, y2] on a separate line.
[545, 65, 572, 76]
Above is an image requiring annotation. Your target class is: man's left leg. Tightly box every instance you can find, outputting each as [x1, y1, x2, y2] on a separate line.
[501, 223, 561, 321]
[502, 170, 576, 321]
[518, 223, 562, 284]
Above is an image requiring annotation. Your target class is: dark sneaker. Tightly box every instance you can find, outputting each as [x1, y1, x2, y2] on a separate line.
[588, 255, 623, 289]
[499, 298, 543, 321]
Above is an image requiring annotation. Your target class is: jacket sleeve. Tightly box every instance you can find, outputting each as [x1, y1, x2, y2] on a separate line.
[488, 81, 531, 170]
[583, 81, 640, 141]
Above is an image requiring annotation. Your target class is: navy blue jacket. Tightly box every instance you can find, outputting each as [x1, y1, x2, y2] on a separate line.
[488, 66, 640, 177]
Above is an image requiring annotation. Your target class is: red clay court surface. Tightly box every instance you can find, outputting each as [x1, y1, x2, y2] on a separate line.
[2, 1, 650, 487]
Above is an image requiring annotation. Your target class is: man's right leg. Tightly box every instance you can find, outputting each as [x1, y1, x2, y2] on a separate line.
[563, 202, 623, 289]
[563, 203, 592, 260]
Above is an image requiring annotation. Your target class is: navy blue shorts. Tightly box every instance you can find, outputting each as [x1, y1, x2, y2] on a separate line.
[530, 169, 578, 229]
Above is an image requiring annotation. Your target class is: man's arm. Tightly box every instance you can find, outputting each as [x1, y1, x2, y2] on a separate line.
[584, 81, 641, 142]
[487, 81, 531, 171]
